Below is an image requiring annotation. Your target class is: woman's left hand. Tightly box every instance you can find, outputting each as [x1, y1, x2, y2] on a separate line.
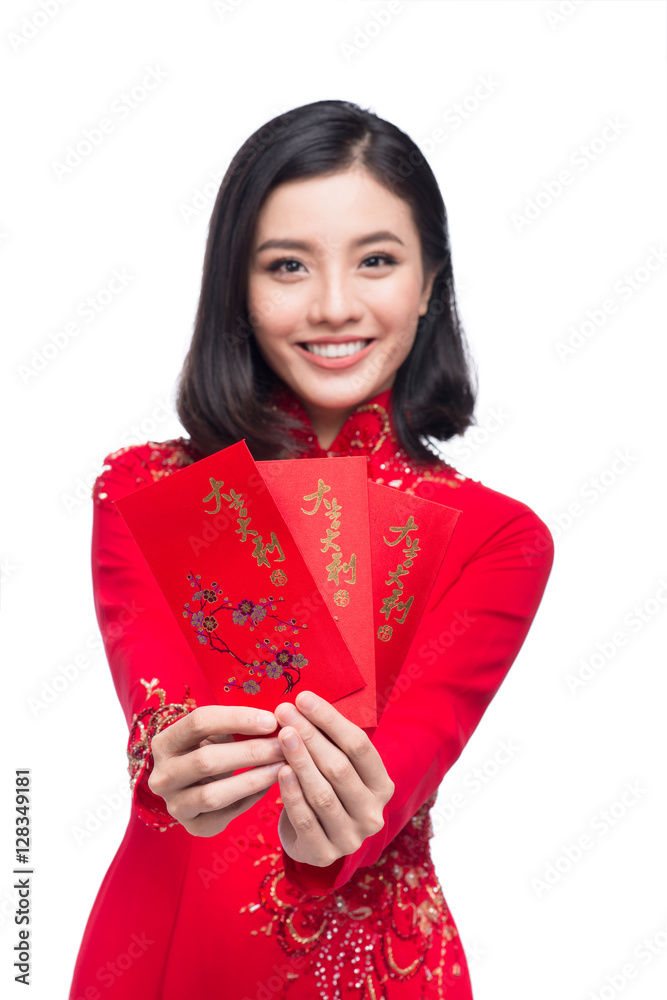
[274, 690, 395, 868]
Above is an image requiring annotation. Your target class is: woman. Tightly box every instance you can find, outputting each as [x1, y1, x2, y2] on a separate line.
[69, 100, 554, 999]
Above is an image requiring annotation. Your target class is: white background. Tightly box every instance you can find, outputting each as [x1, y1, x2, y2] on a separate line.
[2, 1, 666, 998]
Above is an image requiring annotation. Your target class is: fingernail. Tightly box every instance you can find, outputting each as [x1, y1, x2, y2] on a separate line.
[299, 692, 316, 711]
[257, 713, 276, 731]
[277, 703, 297, 724]
[283, 731, 299, 751]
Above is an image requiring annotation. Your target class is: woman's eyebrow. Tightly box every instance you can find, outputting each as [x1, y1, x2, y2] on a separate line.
[255, 230, 405, 253]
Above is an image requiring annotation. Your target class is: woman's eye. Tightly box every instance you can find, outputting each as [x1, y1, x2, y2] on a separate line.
[266, 253, 397, 274]
[362, 253, 397, 268]
[267, 258, 305, 274]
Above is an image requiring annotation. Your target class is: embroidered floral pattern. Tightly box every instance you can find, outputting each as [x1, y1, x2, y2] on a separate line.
[240, 793, 466, 998]
[92, 439, 199, 505]
[397, 467, 466, 497]
[127, 677, 198, 831]
[268, 384, 467, 497]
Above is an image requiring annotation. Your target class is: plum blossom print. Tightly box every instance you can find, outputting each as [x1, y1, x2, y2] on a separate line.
[181, 572, 309, 695]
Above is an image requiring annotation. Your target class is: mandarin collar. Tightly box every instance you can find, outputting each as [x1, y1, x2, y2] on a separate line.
[267, 381, 397, 458]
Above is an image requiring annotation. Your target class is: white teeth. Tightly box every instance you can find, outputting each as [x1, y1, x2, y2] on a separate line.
[303, 339, 370, 358]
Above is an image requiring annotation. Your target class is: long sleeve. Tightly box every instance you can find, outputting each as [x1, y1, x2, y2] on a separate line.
[281, 487, 555, 895]
[92, 444, 217, 831]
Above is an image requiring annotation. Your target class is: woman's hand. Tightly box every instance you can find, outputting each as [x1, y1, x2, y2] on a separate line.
[274, 691, 395, 867]
[147, 705, 285, 837]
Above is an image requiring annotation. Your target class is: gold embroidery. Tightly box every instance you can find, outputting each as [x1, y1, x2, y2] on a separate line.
[349, 402, 392, 455]
[285, 911, 328, 947]
[239, 792, 468, 998]
[93, 438, 197, 505]
[384, 937, 422, 977]
[127, 677, 197, 831]
[365, 974, 379, 999]
[402, 467, 466, 495]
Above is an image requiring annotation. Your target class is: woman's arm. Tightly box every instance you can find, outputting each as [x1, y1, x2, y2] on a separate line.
[94, 443, 293, 834]
[273, 497, 555, 894]
[91, 443, 276, 831]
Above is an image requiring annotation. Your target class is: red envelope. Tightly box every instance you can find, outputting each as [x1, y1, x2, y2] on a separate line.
[114, 440, 366, 713]
[258, 457, 377, 726]
[367, 483, 461, 726]
[257, 459, 461, 730]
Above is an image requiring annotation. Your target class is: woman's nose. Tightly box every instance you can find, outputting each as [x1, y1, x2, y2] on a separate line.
[307, 271, 362, 327]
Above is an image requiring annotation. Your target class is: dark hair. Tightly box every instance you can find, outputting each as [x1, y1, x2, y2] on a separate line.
[176, 99, 477, 463]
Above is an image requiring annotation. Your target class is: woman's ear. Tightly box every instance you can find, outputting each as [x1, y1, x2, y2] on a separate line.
[418, 267, 438, 316]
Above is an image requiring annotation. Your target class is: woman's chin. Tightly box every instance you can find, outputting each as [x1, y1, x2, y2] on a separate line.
[296, 377, 386, 411]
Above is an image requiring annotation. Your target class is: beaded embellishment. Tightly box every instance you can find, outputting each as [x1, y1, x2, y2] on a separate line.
[378, 466, 467, 498]
[268, 384, 467, 499]
[127, 677, 198, 831]
[92, 439, 199, 505]
[239, 793, 466, 998]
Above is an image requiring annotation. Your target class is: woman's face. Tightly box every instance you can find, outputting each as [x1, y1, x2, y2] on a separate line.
[246, 166, 436, 421]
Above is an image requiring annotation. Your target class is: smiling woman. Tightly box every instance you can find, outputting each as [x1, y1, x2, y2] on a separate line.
[247, 170, 436, 449]
[175, 99, 477, 471]
[69, 100, 554, 1000]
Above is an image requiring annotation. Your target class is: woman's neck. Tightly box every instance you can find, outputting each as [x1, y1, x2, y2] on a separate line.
[292, 376, 396, 451]
[300, 401, 358, 451]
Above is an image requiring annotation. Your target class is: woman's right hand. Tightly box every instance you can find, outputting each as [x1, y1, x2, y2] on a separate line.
[147, 705, 285, 837]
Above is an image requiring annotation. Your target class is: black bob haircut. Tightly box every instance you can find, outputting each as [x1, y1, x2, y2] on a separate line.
[176, 99, 477, 463]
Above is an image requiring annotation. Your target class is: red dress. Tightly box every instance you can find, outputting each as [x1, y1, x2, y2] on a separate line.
[69, 384, 554, 1000]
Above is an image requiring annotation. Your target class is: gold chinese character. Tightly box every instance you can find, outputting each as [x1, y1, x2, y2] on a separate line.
[380, 589, 414, 624]
[236, 516, 258, 542]
[320, 528, 341, 554]
[301, 479, 331, 515]
[325, 499, 342, 530]
[202, 477, 225, 514]
[251, 532, 285, 568]
[326, 552, 356, 586]
[385, 564, 410, 590]
[401, 536, 421, 568]
[383, 515, 418, 546]
[393, 595, 414, 624]
[222, 488, 245, 511]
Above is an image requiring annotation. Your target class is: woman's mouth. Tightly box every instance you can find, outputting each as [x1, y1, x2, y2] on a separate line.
[303, 339, 371, 358]
[294, 338, 375, 369]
